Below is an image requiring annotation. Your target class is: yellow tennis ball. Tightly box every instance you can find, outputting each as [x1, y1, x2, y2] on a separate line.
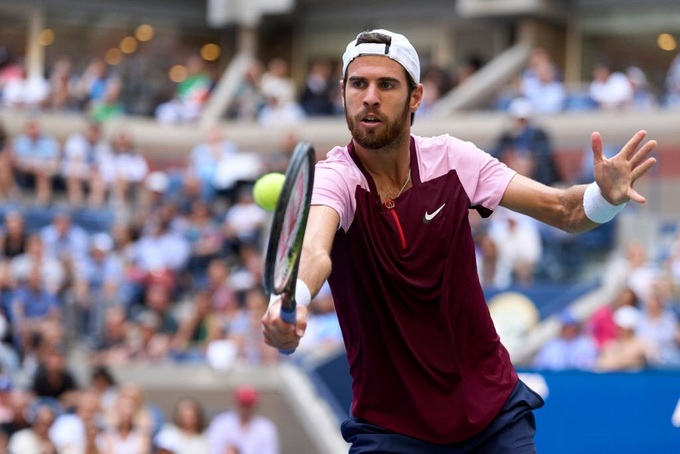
[253, 173, 285, 211]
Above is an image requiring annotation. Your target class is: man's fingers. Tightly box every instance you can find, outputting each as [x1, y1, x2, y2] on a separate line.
[628, 139, 657, 168]
[621, 130, 648, 160]
[627, 188, 646, 204]
[631, 157, 657, 182]
[591, 132, 604, 165]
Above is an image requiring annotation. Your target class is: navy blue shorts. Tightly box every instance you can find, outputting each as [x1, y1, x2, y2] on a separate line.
[341, 379, 544, 454]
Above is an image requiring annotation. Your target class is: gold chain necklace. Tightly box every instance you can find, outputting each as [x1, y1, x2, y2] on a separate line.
[384, 169, 411, 201]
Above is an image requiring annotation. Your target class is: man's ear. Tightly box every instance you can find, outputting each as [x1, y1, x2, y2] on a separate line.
[410, 83, 424, 113]
[340, 79, 345, 108]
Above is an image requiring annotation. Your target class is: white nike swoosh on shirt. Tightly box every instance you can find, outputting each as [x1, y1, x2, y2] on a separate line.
[423, 204, 446, 223]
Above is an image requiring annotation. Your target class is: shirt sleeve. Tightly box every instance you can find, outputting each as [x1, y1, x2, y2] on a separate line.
[453, 139, 516, 217]
[311, 152, 360, 232]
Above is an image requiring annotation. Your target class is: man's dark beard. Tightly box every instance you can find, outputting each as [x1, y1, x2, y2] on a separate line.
[345, 97, 411, 150]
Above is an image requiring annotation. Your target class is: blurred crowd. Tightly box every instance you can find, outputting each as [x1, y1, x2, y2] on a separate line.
[2, 44, 680, 125]
[532, 240, 680, 372]
[0, 113, 344, 452]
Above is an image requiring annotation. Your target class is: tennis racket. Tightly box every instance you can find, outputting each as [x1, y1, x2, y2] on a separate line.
[263, 141, 315, 354]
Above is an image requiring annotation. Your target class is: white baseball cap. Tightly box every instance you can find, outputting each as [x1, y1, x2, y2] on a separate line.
[613, 305, 639, 330]
[342, 29, 421, 84]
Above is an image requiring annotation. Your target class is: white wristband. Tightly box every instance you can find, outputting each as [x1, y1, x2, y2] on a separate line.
[268, 279, 312, 308]
[583, 182, 626, 224]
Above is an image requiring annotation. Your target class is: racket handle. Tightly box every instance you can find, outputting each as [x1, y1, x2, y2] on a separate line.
[278, 306, 297, 355]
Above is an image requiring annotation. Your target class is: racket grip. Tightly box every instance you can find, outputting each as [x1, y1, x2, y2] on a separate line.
[278, 306, 297, 355]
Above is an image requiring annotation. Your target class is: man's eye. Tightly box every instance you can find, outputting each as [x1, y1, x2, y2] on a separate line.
[380, 82, 394, 89]
[351, 80, 366, 88]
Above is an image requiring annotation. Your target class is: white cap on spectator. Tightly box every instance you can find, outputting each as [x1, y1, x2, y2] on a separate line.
[146, 171, 169, 193]
[342, 29, 421, 84]
[508, 97, 534, 119]
[613, 305, 639, 330]
[91, 233, 113, 253]
[155, 428, 180, 452]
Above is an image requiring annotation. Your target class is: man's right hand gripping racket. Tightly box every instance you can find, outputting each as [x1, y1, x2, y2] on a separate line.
[263, 142, 315, 354]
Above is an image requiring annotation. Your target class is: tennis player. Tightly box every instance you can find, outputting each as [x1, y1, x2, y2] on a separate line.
[262, 29, 657, 453]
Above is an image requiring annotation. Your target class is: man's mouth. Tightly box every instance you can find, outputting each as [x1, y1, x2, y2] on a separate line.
[361, 114, 382, 124]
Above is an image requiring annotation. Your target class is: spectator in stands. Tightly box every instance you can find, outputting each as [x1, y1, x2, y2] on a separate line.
[105, 384, 159, 440]
[0, 211, 28, 259]
[187, 124, 240, 202]
[521, 62, 566, 114]
[602, 240, 660, 301]
[533, 310, 598, 370]
[7, 402, 57, 454]
[258, 58, 306, 126]
[30, 345, 79, 407]
[299, 58, 337, 116]
[227, 243, 264, 300]
[128, 219, 190, 305]
[0, 376, 13, 425]
[296, 282, 343, 356]
[11, 118, 60, 205]
[625, 66, 658, 111]
[10, 265, 61, 356]
[49, 390, 102, 453]
[140, 284, 178, 341]
[0, 390, 33, 440]
[1, 64, 50, 110]
[416, 69, 445, 117]
[89, 365, 119, 414]
[8, 234, 66, 295]
[492, 97, 562, 187]
[40, 209, 90, 265]
[521, 47, 561, 94]
[222, 187, 267, 257]
[47, 55, 76, 112]
[132, 173, 172, 236]
[0, 48, 24, 97]
[70, 233, 124, 346]
[171, 290, 220, 363]
[635, 279, 680, 367]
[228, 58, 266, 121]
[261, 58, 296, 109]
[180, 199, 223, 287]
[227, 288, 278, 364]
[668, 230, 680, 294]
[90, 306, 133, 365]
[72, 57, 120, 113]
[99, 392, 153, 454]
[61, 121, 111, 206]
[154, 397, 209, 454]
[100, 130, 149, 207]
[174, 173, 205, 217]
[205, 258, 238, 318]
[587, 286, 639, 351]
[155, 55, 213, 124]
[207, 385, 280, 454]
[663, 52, 680, 108]
[0, 121, 16, 200]
[487, 208, 543, 288]
[596, 305, 655, 371]
[89, 76, 125, 123]
[589, 62, 634, 110]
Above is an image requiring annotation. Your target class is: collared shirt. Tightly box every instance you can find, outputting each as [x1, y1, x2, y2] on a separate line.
[311, 134, 517, 443]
